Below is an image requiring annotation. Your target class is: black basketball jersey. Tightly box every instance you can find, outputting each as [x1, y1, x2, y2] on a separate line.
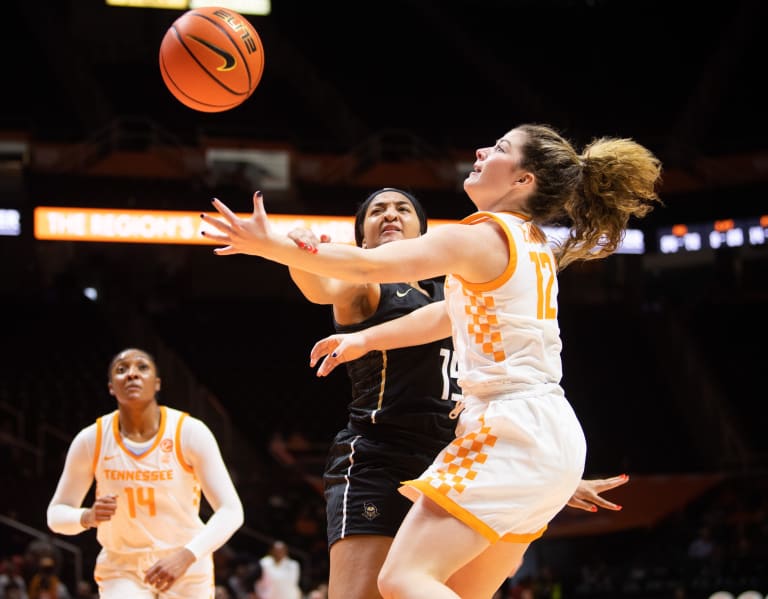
[335, 278, 462, 450]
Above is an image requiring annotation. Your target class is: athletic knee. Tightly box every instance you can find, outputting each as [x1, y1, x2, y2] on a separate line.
[379, 563, 439, 599]
[376, 576, 402, 599]
[377, 563, 407, 599]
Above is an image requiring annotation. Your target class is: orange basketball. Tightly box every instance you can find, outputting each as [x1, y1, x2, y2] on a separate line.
[159, 7, 265, 112]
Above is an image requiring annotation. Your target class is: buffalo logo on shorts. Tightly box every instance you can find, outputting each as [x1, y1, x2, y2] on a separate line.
[362, 502, 380, 521]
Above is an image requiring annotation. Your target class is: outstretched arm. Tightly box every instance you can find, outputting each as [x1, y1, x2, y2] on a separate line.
[567, 474, 628, 512]
[201, 192, 487, 285]
[286, 228, 369, 307]
[310, 301, 452, 375]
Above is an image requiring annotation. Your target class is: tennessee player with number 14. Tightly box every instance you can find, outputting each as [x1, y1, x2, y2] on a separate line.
[47, 348, 244, 599]
[200, 123, 663, 598]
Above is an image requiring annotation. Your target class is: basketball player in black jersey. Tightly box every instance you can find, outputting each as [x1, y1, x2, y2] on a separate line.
[286, 188, 628, 599]
[287, 188, 458, 599]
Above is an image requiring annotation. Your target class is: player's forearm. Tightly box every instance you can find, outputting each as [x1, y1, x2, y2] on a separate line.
[184, 503, 244, 559]
[266, 234, 396, 282]
[363, 301, 450, 350]
[47, 429, 95, 535]
[47, 504, 89, 535]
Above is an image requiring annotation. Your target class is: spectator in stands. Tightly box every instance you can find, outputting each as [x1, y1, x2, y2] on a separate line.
[688, 526, 716, 560]
[72, 580, 96, 599]
[305, 583, 328, 599]
[228, 554, 261, 599]
[3, 579, 27, 599]
[214, 584, 233, 599]
[46, 347, 244, 597]
[256, 541, 302, 599]
[27, 556, 70, 599]
[0, 556, 28, 599]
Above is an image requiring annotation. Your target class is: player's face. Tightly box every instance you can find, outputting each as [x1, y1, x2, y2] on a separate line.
[272, 542, 288, 560]
[464, 129, 530, 211]
[108, 349, 161, 405]
[361, 192, 422, 248]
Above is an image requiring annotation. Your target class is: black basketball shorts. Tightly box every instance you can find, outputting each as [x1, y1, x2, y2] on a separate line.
[324, 428, 441, 547]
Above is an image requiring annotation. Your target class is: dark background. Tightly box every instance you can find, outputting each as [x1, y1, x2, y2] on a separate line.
[1, 1, 766, 597]
[3, 0, 767, 221]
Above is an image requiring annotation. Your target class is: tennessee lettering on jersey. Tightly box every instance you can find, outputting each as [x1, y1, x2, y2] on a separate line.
[102, 469, 175, 481]
[92, 406, 205, 552]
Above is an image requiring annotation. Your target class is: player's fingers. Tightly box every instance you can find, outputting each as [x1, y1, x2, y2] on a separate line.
[96, 504, 116, 518]
[211, 197, 239, 221]
[595, 474, 629, 493]
[252, 190, 265, 215]
[579, 488, 622, 511]
[145, 566, 170, 589]
[310, 338, 338, 366]
[287, 229, 312, 245]
[610, 473, 630, 487]
[316, 355, 340, 377]
[317, 342, 352, 375]
[593, 498, 621, 510]
[567, 497, 594, 511]
[200, 214, 233, 235]
[200, 229, 232, 243]
[287, 228, 320, 251]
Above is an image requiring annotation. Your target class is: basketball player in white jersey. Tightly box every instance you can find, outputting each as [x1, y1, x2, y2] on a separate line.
[200, 122, 662, 598]
[47, 348, 244, 599]
[286, 189, 630, 599]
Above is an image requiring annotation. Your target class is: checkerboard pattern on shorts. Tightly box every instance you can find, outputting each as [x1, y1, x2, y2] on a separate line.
[425, 422, 498, 495]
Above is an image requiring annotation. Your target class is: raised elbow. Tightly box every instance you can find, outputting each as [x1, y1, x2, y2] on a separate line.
[235, 503, 245, 529]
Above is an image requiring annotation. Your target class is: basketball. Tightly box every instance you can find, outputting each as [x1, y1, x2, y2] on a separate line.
[159, 7, 265, 112]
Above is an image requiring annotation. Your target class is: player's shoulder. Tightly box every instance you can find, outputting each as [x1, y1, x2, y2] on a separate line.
[75, 420, 99, 438]
[69, 420, 100, 455]
[177, 412, 214, 437]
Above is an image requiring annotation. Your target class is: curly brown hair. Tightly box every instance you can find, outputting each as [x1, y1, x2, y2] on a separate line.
[516, 124, 663, 270]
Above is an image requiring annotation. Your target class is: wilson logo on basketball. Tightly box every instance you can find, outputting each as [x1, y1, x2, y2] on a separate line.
[160, 438, 174, 452]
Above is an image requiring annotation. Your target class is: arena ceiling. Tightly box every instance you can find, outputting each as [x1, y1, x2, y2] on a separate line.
[2, 0, 766, 221]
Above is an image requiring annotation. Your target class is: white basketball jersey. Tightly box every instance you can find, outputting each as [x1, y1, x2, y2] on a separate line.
[445, 211, 563, 399]
[92, 406, 204, 553]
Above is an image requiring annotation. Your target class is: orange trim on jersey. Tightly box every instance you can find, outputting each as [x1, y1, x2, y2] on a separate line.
[500, 525, 547, 544]
[175, 412, 194, 473]
[497, 211, 547, 246]
[401, 481, 548, 544]
[498, 210, 532, 222]
[112, 406, 167, 459]
[92, 417, 103, 475]
[401, 479, 501, 542]
[451, 211, 517, 293]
